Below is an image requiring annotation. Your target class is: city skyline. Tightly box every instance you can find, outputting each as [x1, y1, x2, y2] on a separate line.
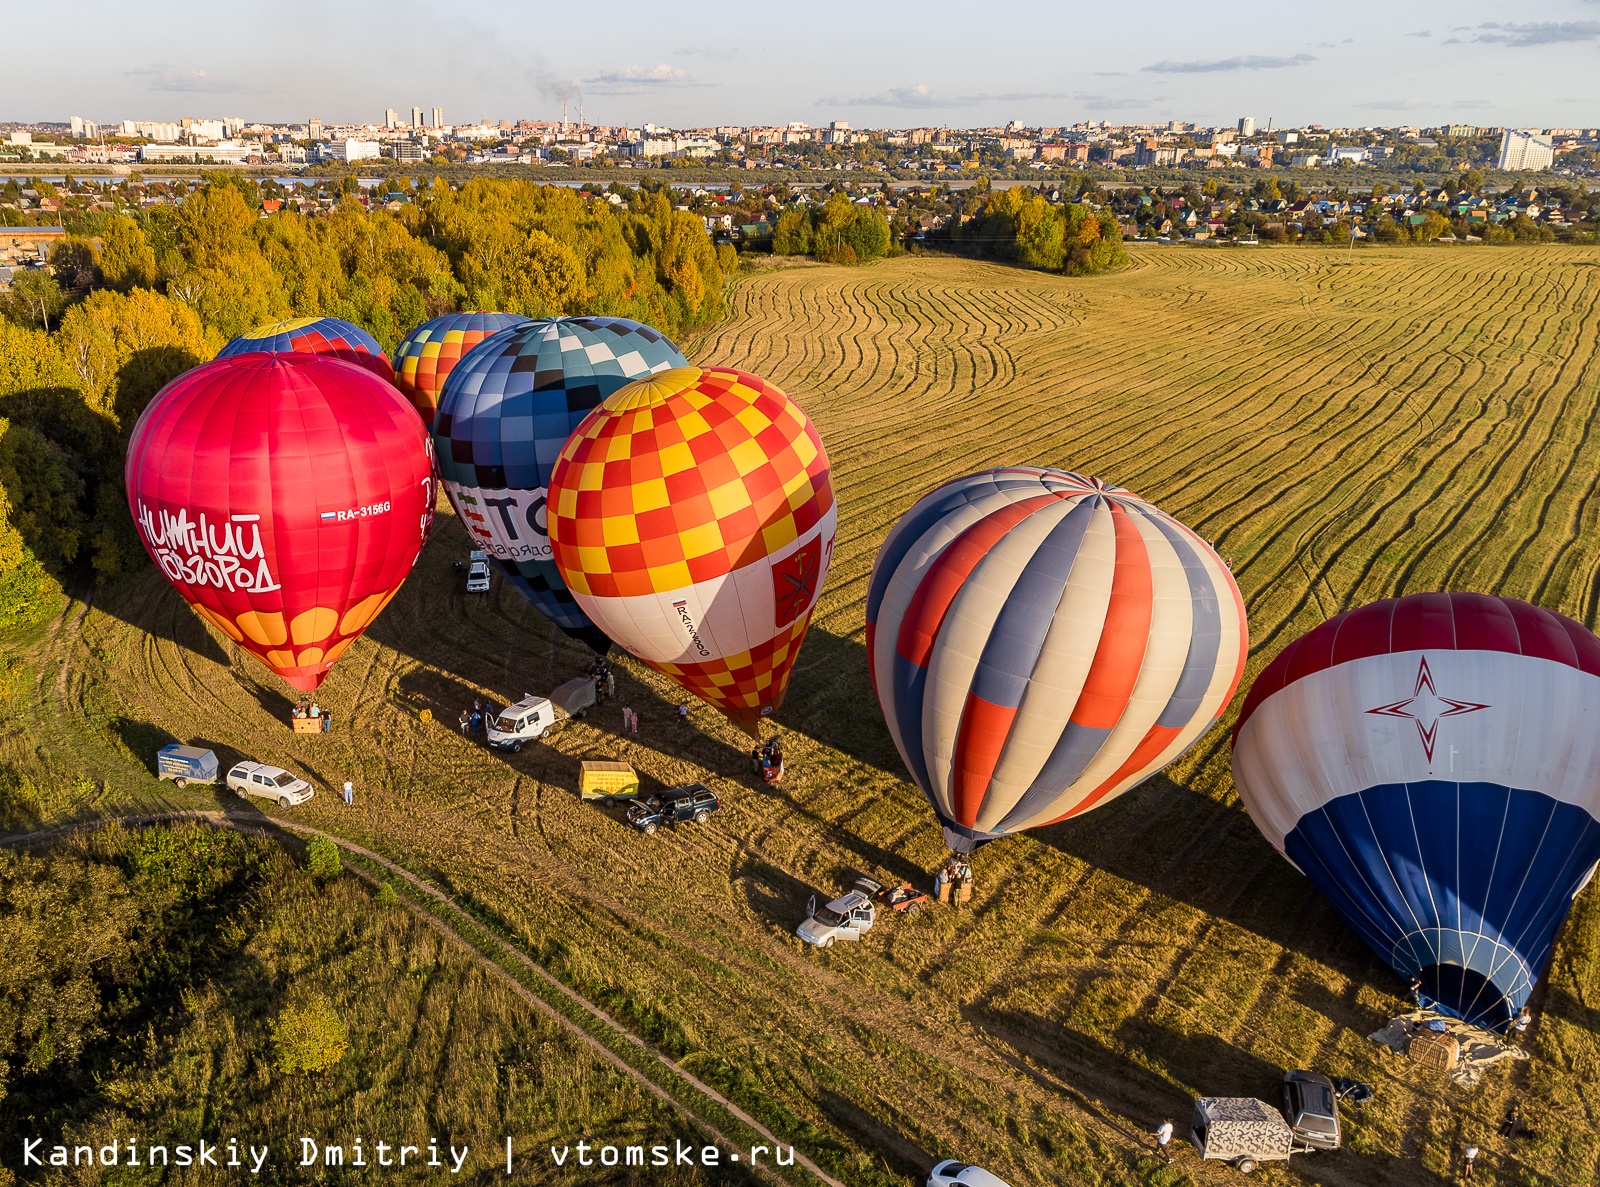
[2, 0, 1597, 130]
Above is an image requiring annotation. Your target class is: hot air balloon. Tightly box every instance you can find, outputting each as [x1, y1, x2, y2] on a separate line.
[432, 316, 688, 649]
[125, 353, 436, 691]
[393, 311, 530, 425]
[217, 316, 393, 382]
[546, 366, 836, 734]
[1232, 593, 1600, 1029]
[866, 467, 1248, 853]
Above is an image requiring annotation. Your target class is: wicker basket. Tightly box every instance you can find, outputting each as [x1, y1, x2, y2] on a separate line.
[1408, 1030, 1461, 1073]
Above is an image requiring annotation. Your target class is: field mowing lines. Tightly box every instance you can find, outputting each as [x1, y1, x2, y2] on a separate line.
[1426, 277, 1594, 599]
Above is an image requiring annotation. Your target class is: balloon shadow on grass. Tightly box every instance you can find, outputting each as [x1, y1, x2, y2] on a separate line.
[90, 568, 232, 667]
[1026, 767, 1382, 981]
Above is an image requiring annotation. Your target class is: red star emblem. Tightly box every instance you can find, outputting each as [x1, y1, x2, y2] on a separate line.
[1366, 655, 1490, 763]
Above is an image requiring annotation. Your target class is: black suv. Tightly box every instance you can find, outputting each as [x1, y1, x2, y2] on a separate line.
[1282, 1070, 1341, 1150]
[625, 784, 722, 835]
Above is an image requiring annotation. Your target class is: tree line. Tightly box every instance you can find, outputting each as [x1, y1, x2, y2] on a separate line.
[0, 178, 736, 631]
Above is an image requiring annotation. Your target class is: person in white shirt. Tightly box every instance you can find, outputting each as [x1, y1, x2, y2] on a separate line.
[1463, 1145, 1479, 1178]
[1154, 1118, 1174, 1163]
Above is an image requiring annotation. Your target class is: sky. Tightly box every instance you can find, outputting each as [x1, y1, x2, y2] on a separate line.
[4, 0, 1598, 130]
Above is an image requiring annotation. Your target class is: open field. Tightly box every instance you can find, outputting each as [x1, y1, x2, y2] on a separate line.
[4, 245, 1600, 1185]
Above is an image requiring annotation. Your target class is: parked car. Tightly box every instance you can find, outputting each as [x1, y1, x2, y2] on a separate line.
[928, 1161, 1010, 1187]
[796, 889, 876, 948]
[487, 678, 596, 751]
[156, 744, 218, 788]
[1281, 1070, 1341, 1150]
[226, 761, 314, 807]
[465, 550, 490, 593]
[626, 784, 721, 834]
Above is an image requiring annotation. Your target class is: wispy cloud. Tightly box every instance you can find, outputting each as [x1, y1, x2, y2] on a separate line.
[1407, 30, 1431, 37]
[1471, 21, 1600, 45]
[816, 83, 1066, 109]
[124, 65, 244, 93]
[1143, 53, 1316, 73]
[581, 64, 703, 94]
[673, 46, 738, 58]
[1353, 97, 1493, 111]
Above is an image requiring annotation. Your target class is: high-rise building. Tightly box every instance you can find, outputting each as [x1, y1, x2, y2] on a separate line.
[431, 107, 444, 129]
[309, 118, 322, 141]
[385, 108, 399, 129]
[69, 116, 97, 138]
[1238, 116, 1256, 137]
[1497, 128, 1554, 171]
[412, 106, 424, 128]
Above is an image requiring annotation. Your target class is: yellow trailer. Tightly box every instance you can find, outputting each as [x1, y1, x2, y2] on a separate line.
[580, 761, 640, 803]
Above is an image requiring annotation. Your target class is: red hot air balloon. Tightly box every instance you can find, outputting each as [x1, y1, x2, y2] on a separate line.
[125, 354, 436, 690]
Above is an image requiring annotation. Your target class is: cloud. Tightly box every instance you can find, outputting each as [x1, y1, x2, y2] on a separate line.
[673, 46, 738, 58]
[123, 65, 244, 93]
[1353, 97, 1493, 111]
[816, 84, 1067, 109]
[1143, 53, 1316, 73]
[1407, 30, 1431, 37]
[1472, 21, 1600, 45]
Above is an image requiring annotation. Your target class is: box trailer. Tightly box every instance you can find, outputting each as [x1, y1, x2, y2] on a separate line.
[156, 744, 219, 788]
[1191, 1097, 1297, 1174]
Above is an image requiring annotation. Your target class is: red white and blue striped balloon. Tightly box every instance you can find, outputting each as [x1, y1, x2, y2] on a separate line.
[866, 467, 1248, 852]
[1232, 593, 1600, 1030]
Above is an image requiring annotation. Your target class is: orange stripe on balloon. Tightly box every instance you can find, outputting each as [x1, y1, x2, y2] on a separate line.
[1068, 502, 1152, 729]
[894, 495, 1058, 670]
[1046, 721, 1182, 823]
[952, 694, 1017, 827]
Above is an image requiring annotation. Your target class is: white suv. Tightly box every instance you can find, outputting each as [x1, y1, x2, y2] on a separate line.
[928, 1161, 1010, 1187]
[227, 762, 314, 807]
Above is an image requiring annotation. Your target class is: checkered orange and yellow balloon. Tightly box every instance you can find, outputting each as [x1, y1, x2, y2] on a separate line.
[547, 366, 836, 733]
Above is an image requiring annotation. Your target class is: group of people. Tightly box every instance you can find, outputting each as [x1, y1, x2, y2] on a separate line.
[591, 659, 616, 703]
[290, 701, 332, 731]
[458, 698, 497, 739]
[934, 859, 974, 904]
[751, 736, 784, 782]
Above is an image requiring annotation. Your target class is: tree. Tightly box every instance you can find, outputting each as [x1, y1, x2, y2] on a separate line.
[98, 217, 159, 290]
[3, 271, 67, 331]
[305, 836, 342, 880]
[271, 994, 348, 1074]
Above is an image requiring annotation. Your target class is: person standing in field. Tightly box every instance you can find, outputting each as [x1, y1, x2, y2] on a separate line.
[342, 780, 353, 806]
[622, 704, 632, 731]
[1463, 1144, 1479, 1179]
[630, 708, 639, 735]
[1154, 1118, 1174, 1163]
[1512, 1008, 1531, 1044]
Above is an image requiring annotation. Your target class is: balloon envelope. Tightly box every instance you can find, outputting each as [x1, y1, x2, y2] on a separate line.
[125, 353, 436, 690]
[1231, 593, 1600, 1029]
[217, 316, 393, 383]
[866, 467, 1247, 852]
[432, 316, 687, 648]
[393, 311, 531, 425]
[547, 365, 836, 733]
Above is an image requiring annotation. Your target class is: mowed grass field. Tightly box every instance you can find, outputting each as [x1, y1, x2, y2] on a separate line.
[5, 245, 1600, 1186]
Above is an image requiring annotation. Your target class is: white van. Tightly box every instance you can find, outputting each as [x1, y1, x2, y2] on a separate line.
[486, 678, 596, 752]
[466, 550, 491, 593]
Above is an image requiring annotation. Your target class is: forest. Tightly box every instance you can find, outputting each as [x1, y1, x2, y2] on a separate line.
[0, 177, 736, 632]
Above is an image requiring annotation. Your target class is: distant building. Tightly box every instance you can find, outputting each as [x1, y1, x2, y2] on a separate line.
[1238, 116, 1256, 137]
[69, 116, 98, 138]
[1276, 131, 1299, 144]
[822, 120, 851, 145]
[323, 138, 381, 162]
[412, 106, 424, 128]
[431, 106, 444, 129]
[384, 108, 399, 130]
[309, 118, 322, 140]
[1497, 129, 1554, 171]
[139, 142, 251, 164]
[1447, 124, 1480, 138]
[392, 141, 428, 162]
